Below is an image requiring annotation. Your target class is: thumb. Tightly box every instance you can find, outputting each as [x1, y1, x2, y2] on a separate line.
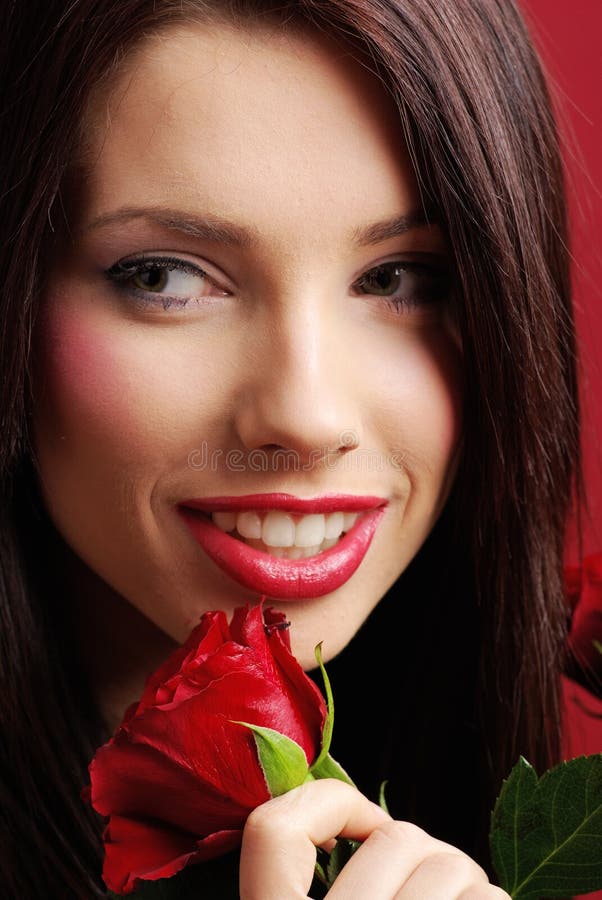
[239, 779, 391, 900]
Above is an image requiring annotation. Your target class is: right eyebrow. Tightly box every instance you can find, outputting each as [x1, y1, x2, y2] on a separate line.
[86, 207, 256, 248]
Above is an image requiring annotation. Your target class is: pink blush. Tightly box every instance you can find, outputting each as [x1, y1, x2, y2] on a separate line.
[33, 298, 145, 448]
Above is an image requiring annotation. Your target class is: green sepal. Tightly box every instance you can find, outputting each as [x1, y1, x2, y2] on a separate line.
[310, 751, 355, 786]
[594, 638, 602, 655]
[378, 780, 390, 814]
[308, 643, 355, 786]
[490, 753, 602, 899]
[325, 838, 361, 885]
[311, 642, 334, 769]
[313, 858, 328, 885]
[234, 721, 309, 797]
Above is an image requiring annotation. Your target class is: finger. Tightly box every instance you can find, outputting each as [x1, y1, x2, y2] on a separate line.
[239, 779, 391, 900]
[326, 820, 486, 899]
[456, 888, 512, 900]
[390, 848, 488, 899]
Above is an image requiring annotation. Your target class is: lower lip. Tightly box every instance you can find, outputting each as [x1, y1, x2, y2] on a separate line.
[178, 506, 386, 599]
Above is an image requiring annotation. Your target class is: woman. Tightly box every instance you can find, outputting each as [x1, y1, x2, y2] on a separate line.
[0, 0, 581, 897]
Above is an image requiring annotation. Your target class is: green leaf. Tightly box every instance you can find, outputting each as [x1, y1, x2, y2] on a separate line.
[310, 750, 355, 786]
[235, 721, 309, 797]
[594, 639, 602, 655]
[490, 753, 602, 899]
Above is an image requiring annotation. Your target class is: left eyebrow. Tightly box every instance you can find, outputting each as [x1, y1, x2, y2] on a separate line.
[352, 210, 439, 246]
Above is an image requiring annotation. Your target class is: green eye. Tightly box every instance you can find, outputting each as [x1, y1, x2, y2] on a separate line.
[105, 255, 230, 312]
[354, 260, 450, 312]
[132, 268, 169, 292]
[359, 264, 402, 296]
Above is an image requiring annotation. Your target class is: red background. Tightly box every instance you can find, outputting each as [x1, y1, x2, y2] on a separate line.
[519, 0, 602, 563]
[518, 5, 601, 899]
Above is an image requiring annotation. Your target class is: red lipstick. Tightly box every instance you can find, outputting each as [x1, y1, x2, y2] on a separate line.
[178, 494, 387, 600]
[181, 492, 384, 514]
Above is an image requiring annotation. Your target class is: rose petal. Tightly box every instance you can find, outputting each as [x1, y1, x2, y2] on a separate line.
[102, 814, 241, 894]
[87, 603, 328, 889]
[120, 673, 282, 810]
[146, 666, 319, 762]
[89, 729, 262, 832]
[136, 612, 232, 711]
[265, 623, 327, 743]
[263, 604, 293, 650]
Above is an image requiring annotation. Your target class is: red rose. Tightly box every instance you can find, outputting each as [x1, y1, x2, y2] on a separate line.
[564, 553, 602, 698]
[85, 603, 327, 894]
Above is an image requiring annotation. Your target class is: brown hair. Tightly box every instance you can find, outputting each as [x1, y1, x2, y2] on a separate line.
[0, 0, 581, 895]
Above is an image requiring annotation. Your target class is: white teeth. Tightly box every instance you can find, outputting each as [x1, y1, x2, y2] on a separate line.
[243, 535, 342, 559]
[212, 510, 237, 532]
[324, 511, 345, 539]
[342, 512, 358, 531]
[209, 507, 362, 555]
[294, 513, 326, 547]
[262, 511, 295, 547]
[236, 511, 263, 539]
[301, 544, 321, 558]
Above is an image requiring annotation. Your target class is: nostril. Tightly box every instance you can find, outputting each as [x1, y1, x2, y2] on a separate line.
[259, 443, 287, 453]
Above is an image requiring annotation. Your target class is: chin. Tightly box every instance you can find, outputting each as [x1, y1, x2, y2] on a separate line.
[284, 606, 365, 673]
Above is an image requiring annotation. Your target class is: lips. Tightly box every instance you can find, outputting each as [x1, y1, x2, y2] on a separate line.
[180, 493, 385, 514]
[177, 494, 387, 600]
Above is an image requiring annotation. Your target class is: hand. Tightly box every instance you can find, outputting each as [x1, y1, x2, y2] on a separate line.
[240, 779, 511, 899]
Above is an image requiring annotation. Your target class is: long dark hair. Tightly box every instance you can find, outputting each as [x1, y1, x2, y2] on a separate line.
[0, 0, 581, 896]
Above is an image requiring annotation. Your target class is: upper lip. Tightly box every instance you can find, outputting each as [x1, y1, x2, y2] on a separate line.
[179, 493, 388, 514]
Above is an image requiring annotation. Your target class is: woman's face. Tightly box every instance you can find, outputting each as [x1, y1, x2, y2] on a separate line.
[32, 21, 462, 670]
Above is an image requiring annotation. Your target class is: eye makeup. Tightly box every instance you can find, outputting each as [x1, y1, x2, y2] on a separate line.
[104, 252, 450, 316]
[105, 255, 229, 311]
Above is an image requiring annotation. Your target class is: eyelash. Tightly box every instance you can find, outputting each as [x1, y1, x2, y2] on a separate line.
[105, 256, 219, 311]
[104, 255, 449, 313]
[352, 261, 449, 313]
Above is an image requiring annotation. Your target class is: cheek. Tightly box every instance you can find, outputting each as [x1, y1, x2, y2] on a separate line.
[416, 340, 463, 456]
[376, 328, 463, 473]
[33, 297, 193, 471]
[34, 312, 138, 477]
[38, 311, 133, 446]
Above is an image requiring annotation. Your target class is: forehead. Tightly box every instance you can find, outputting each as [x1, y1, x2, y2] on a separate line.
[77, 21, 420, 248]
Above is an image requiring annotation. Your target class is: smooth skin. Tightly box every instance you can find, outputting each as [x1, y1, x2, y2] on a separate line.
[32, 20, 463, 695]
[31, 19, 508, 898]
[240, 780, 510, 898]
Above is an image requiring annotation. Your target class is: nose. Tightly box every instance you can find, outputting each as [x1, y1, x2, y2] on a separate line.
[233, 299, 361, 467]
